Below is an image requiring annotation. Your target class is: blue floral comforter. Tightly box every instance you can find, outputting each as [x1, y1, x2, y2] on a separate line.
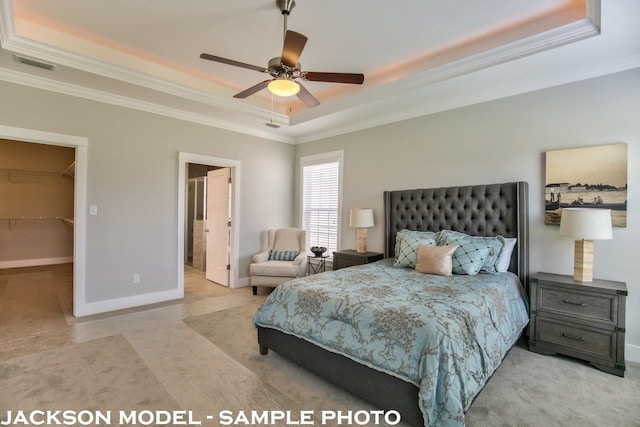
[253, 259, 529, 426]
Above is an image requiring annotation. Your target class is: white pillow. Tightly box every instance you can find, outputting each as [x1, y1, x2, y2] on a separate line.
[496, 238, 517, 272]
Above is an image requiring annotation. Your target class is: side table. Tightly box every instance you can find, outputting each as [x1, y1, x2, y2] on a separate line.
[307, 254, 328, 274]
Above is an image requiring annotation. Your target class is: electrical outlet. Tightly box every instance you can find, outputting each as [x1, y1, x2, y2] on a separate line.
[133, 274, 140, 284]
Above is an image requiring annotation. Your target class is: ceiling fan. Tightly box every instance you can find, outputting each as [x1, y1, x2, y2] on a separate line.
[199, 0, 364, 108]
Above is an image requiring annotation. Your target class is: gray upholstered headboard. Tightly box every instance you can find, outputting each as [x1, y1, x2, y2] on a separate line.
[384, 182, 529, 290]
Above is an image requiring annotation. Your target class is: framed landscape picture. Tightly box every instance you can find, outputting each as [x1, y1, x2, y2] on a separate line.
[545, 143, 627, 227]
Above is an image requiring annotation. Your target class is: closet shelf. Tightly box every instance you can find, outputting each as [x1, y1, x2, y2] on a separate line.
[61, 161, 75, 178]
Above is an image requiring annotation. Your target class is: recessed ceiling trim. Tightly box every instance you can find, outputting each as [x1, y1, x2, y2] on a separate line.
[2, 1, 600, 129]
[290, 14, 601, 127]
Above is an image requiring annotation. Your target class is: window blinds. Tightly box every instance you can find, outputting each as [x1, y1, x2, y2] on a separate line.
[302, 160, 340, 255]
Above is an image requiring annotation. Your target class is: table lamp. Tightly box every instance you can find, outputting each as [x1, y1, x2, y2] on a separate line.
[559, 208, 612, 282]
[349, 208, 374, 253]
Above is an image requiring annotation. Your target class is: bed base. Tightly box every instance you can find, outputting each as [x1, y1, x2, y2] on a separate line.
[257, 327, 423, 427]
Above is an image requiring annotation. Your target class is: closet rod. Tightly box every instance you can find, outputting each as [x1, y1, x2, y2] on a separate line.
[0, 168, 66, 183]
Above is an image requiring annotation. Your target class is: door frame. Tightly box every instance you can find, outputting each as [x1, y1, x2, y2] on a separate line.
[177, 152, 240, 292]
[0, 125, 88, 316]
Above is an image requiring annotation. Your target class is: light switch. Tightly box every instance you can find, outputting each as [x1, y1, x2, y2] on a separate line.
[89, 205, 98, 216]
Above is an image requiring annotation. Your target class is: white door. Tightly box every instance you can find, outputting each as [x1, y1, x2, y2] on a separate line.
[206, 168, 231, 286]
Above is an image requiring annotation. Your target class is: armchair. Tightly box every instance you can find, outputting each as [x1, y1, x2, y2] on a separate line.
[250, 228, 308, 295]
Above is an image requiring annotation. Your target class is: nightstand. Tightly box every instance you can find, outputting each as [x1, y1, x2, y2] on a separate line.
[528, 272, 627, 377]
[332, 250, 384, 270]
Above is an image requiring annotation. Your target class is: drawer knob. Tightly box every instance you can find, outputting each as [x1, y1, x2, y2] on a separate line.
[562, 299, 586, 307]
[562, 332, 585, 342]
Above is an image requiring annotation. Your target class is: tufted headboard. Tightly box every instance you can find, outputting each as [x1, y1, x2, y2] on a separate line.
[384, 182, 529, 289]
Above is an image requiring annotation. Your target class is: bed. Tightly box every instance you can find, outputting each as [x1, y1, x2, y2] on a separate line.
[254, 182, 529, 426]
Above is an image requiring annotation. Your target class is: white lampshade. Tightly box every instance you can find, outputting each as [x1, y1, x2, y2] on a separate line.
[268, 79, 300, 97]
[560, 208, 613, 240]
[349, 208, 374, 228]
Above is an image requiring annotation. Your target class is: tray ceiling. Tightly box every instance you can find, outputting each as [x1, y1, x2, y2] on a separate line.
[0, 0, 639, 143]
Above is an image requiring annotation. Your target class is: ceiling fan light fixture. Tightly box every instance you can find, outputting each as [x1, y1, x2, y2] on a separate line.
[268, 79, 300, 97]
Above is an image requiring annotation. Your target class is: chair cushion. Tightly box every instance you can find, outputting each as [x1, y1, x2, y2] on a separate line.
[272, 229, 302, 251]
[250, 260, 299, 277]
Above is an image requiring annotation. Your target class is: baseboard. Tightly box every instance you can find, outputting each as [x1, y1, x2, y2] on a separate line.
[626, 343, 640, 364]
[0, 256, 73, 269]
[74, 288, 182, 317]
[235, 277, 251, 288]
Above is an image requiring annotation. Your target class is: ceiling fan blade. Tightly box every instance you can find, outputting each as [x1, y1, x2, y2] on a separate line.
[296, 82, 320, 108]
[303, 72, 365, 85]
[233, 80, 272, 99]
[200, 53, 267, 73]
[281, 30, 308, 68]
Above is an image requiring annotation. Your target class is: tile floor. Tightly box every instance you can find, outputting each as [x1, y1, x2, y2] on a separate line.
[0, 263, 295, 425]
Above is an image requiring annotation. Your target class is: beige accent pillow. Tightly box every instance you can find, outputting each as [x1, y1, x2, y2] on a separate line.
[415, 244, 458, 276]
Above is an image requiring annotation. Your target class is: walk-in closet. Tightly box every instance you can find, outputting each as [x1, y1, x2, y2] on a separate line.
[0, 139, 75, 269]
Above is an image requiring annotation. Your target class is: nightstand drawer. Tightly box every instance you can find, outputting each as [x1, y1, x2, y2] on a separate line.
[535, 317, 615, 360]
[537, 285, 616, 324]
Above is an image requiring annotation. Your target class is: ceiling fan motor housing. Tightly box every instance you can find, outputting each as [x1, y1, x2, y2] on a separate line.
[268, 57, 301, 80]
[277, 0, 295, 15]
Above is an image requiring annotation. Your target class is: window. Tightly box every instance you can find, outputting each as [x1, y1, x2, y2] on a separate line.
[300, 151, 343, 257]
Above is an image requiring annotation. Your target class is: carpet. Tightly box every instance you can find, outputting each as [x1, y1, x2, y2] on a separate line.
[0, 334, 180, 423]
[184, 299, 382, 421]
[185, 302, 640, 427]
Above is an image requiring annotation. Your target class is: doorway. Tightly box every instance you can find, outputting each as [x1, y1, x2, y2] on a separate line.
[183, 163, 231, 287]
[0, 125, 88, 316]
[177, 152, 240, 297]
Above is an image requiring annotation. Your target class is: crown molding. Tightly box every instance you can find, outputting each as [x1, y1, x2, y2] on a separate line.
[294, 53, 640, 145]
[3, 33, 281, 120]
[0, 67, 295, 144]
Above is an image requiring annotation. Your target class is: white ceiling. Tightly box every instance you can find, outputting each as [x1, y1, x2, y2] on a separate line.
[0, 0, 638, 144]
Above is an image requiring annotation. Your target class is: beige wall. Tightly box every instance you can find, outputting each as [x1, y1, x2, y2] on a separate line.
[295, 69, 640, 359]
[0, 80, 295, 304]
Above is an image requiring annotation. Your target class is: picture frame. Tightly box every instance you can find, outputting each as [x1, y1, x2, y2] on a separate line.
[545, 143, 627, 227]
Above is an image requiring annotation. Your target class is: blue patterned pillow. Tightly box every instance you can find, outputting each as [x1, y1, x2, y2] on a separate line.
[451, 245, 491, 275]
[268, 250, 299, 261]
[394, 230, 438, 268]
[438, 230, 505, 274]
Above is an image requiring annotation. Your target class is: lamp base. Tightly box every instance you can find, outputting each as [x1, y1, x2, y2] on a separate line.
[573, 239, 594, 282]
[356, 228, 368, 253]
